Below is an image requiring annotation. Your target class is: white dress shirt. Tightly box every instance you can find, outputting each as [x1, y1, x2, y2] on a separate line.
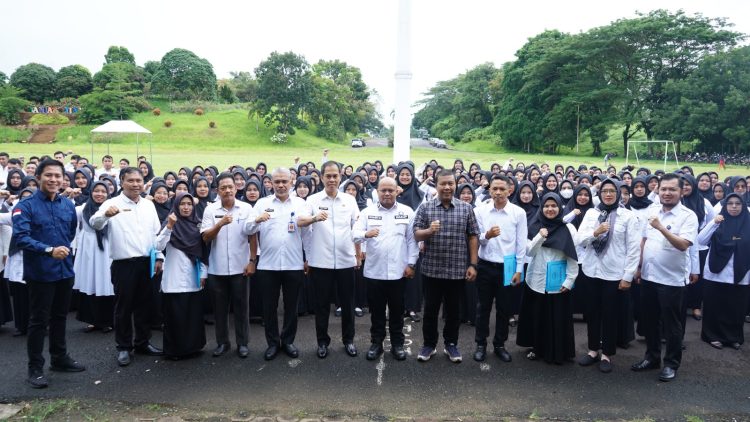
[696, 219, 750, 285]
[576, 207, 641, 282]
[352, 202, 419, 280]
[200, 200, 254, 276]
[245, 195, 310, 271]
[90, 193, 163, 260]
[155, 228, 207, 293]
[640, 203, 698, 286]
[525, 224, 579, 293]
[474, 201, 527, 272]
[303, 190, 359, 269]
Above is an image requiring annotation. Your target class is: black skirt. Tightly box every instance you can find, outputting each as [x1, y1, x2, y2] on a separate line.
[701, 281, 749, 346]
[163, 291, 206, 358]
[0, 277, 12, 325]
[516, 284, 575, 364]
[76, 293, 114, 328]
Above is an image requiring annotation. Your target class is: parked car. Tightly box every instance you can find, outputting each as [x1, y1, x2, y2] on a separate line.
[351, 138, 364, 148]
[433, 138, 447, 149]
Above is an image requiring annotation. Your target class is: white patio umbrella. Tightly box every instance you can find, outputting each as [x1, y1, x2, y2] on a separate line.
[90, 120, 153, 163]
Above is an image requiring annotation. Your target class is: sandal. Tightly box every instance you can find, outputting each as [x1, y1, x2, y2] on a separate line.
[709, 341, 723, 350]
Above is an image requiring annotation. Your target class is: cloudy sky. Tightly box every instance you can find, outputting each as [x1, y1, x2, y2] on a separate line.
[2, 0, 748, 120]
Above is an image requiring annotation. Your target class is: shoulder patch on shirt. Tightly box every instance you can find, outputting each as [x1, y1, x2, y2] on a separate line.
[12, 208, 22, 217]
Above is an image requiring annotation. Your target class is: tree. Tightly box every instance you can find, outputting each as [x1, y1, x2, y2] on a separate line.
[151, 48, 217, 100]
[218, 83, 236, 103]
[0, 85, 29, 125]
[652, 46, 750, 154]
[55, 64, 93, 98]
[143, 60, 160, 83]
[10, 63, 56, 103]
[0, 71, 7, 86]
[228, 71, 258, 103]
[254, 51, 312, 134]
[93, 62, 145, 93]
[104, 46, 136, 66]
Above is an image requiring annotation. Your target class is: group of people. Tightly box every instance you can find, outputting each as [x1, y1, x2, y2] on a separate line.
[0, 150, 748, 389]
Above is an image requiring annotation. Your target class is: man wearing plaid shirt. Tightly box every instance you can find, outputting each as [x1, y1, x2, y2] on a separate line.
[414, 169, 480, 363]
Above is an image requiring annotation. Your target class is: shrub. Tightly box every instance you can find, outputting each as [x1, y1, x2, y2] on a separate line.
[209, 121, 216, 128]
[124, 96, 151, 112]
[270, 133, 287, 144]
[152, 108, 161, 116]
[0, 97, 30, 125]
[29, 113, 70, 125]
[164, 120, 172, 128]
[168, 100, 246, 113]
[194, 108, 204, 116]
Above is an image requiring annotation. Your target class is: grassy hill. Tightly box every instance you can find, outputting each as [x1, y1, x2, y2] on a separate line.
[0, 107, 746, 177]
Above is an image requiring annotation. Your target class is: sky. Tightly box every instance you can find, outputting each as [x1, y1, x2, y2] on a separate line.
[2, 0, 749, 122]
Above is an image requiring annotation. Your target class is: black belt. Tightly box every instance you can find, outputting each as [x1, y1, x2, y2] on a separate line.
[479, 258, 503, 268]
[115, 256, 149, 262]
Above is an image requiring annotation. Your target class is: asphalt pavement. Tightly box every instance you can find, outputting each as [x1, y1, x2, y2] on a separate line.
[1, 308, 749, 420]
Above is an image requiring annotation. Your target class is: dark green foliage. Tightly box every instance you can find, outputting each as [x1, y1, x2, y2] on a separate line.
[0, 71, 7, 86]
[0, 96, 30, 125]
[228, 71, 258, 103]
[152, 49, 217, 101]
[10, 63, 56, 103]
[104, 46, 136, 66]
[254, 51, 312, 134]
[78, 89, 149, 124]
[218, 84, 236, 104]
[55, 64, 93, 99]
[93, 63, 145, 93]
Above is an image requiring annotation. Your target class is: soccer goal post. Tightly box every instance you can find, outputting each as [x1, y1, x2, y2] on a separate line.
[625, 140, 679, 171]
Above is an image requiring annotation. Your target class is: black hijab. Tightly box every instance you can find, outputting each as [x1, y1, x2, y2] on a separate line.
[528, 192, 577, 260]
[367, 167, 380, 190]
[727, 176, 749, 204]
[707, 193, 750, 283]
[540, 173, 559, 196]
[711, 183, 727, 206]
[563, 184, 593, 229]
[456, 183, 476, 208]
[681, 174, 706, 227]
[141, 161, 155, 183]
[73, 169, 92, 206]
[179, 167, 193, 183]
[191, 176, 214, 219]
[294, 176, 313, 200]
[168, 193, 209, 266]
[395, 163, 424, 210]
[349, 174, 370, 210]
[82, 181, 110, 250]
[512, 180, 540, 222]
[5, 169, 25, 195]
[696, 172, 715, 204]
[629, 176, 653, 210]
[150, 182, 172, 224]
[342, 180, 368, 210]
[241, 178, 263, 207]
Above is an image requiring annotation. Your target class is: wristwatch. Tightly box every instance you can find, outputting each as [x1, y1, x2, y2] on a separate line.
[45, 246, 54, 256]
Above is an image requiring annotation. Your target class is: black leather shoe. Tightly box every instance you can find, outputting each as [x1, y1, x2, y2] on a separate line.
[50, 355, 86, 372]
[659, 366, 677, 382]
[631, 359, 660, 371]
[599, 359, 613, 373]
[473, 345, 487, 362]
[264, 344, 279, 360]
[213, 343, 230, 357]
[27, 371, 48, 389]
[494, 347, 512, 363]
[731, 342, 742, 350]
[117, 351, 131, 367]
[344, 343, 358, 357]
[578, 353, 600, 366]
[283, 343, 299, 358]
[391, 345, 407, 361]
[238, 345, 249, 358]
[135, 343, 164, 356]
[366, 343, 384, 360]
[317, 344, 328, 359]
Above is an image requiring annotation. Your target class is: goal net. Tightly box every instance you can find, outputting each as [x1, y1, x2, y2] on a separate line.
[625, 140, 679, 171]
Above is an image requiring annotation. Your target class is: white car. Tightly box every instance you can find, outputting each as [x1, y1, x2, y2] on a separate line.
[433, 139, 447, 148]
[351, 138, 364, 148]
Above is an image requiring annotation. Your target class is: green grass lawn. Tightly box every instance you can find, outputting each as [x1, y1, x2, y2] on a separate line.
[1, 109, 747, 177]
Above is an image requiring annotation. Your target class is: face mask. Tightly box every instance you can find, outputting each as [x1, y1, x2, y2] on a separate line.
[560, 189, 574, 199]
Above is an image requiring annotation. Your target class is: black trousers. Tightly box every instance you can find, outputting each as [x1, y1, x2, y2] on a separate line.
[423, 276, 464, 348]
[582, 275, 620, 356]
[27, 278, 73, 373]
[10, 282, 29, 333]
[209, 274, 249, 347]
[404, 256, 423, 313]
[257, 269, 302, 347]
[474, 260, 510, 348]
[367, 277, 406, 346]
[111, 258, 153, 351]
[311, 267, 355, 346]
[641, 279, 684, 369]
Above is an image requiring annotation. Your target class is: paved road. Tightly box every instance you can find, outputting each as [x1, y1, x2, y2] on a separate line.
[349, 138, 439, 150]
[1, 310, 749, 420]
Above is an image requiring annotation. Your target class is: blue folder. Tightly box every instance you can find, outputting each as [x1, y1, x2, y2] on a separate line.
[503, 255, 519, 286]
[149, 247, 157, 278]
[545, 260, 567, 292]
[194, 259, 202, 288]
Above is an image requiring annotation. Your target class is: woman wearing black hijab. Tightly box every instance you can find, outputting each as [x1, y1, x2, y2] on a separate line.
[512, 181, 540, 222]
[72, 169, 92, 206]
[395, 163, 424, 210]
[540, 173, 560, 196]
[348, 174, 371, 211]
[712, 183, 727, 206]
[517, 193, 579, 364]
[156, 193, 209, 359]
[241, 179, 263, 207]
[696, 172, 715, 204]
[5, 169, 24, 196]
[682, 174, 716, 323]
[562, 184, 594, 316]
[697, 193, 750, 350]
[455, 183, 479, 326]
[150, 182, 172, 225]
[191, 176, 214, 220]
[74, 181, 114, 333]
[291, 176, 316, 317]
[139, 161, 155, 184]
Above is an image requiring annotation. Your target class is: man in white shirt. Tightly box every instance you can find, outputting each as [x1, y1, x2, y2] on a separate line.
[576, 179, 640, 373]
[201, 173, 255, 359]
[246, 168, 310, 361]
[472, 175, 527, 363]
[95, 154, 120, 182]
[90, 167, 165, 367]
[300, 161, 360, 359]
[632, 173, 698, 382]
[352, 177, 419, 361]
[0, 152, 9, 188]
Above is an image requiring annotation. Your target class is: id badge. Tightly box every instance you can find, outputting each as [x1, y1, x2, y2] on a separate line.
[288, 220, 296, 233]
